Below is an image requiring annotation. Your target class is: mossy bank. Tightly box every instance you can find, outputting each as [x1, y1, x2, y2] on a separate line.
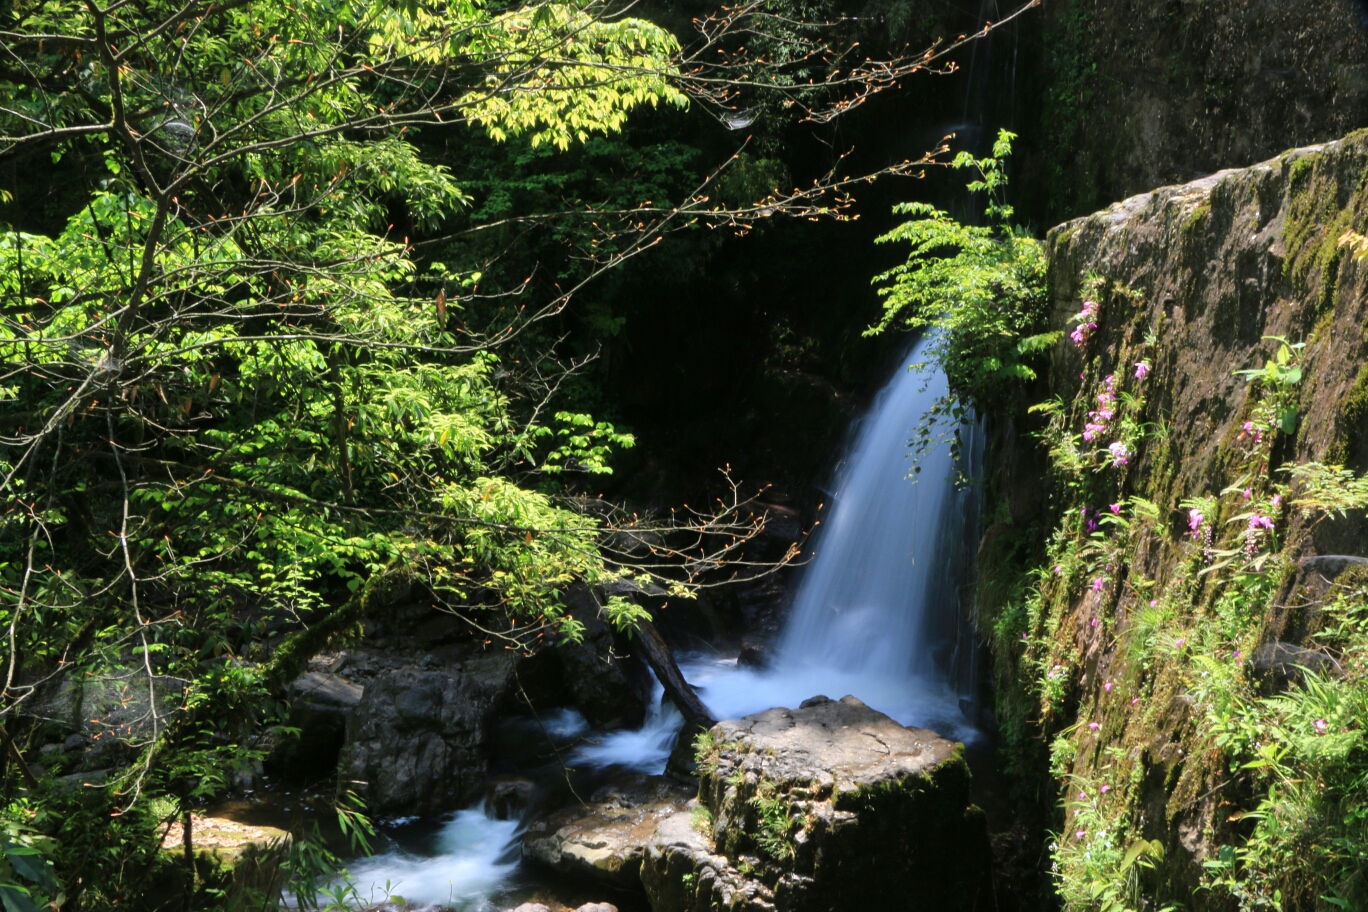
[979, 130, 1368, 910]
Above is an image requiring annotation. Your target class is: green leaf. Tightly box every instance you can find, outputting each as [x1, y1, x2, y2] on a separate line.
[2, 846, 54, 891]
[0, 885, 41, 912]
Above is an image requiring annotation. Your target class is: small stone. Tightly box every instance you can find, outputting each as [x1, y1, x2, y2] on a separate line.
[508, 904, 552, 912]
[574, 904, 619, 912]
[736, 639, 770, 670]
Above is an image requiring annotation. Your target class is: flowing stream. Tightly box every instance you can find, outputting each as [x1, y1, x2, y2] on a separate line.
[346, 336, 980, 908]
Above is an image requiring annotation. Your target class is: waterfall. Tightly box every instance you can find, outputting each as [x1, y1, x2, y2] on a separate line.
[673, 335, 982, 742]
[778, 334, 969, 683]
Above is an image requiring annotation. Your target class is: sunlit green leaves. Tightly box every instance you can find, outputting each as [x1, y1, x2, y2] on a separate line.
[870, 130, 1048, 411]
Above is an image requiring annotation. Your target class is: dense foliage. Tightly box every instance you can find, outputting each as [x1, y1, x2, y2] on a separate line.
[870, 130, 1052, 415]
[0, 0, 1022, 903]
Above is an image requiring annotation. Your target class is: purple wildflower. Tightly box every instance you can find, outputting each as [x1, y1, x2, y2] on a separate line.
[1134, 361, 1150, 380]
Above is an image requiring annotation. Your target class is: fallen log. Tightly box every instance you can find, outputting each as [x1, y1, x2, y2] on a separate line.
[635, 620, 716, 730]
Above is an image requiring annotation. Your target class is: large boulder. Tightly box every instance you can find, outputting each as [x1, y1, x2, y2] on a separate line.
[642, 803, 773, 912]
[522, 773, 694, 886]
[342, 651, 517, 816]
[556, 586, 652, 730]
[153, 816, 289, 909]
[642, 695, 992, 912]
[269, 671, 364, 780]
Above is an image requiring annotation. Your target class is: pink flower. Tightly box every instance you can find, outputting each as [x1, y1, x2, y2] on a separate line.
[1021, 633, 1028, 641]
[1076, 829, 1086, 839]
[1088, 721, 1100, 732]
[1176, 638, 1185, 648]
[1149, 599, 1157, 607]
[1078, 791, 1087, 800]
[1248, 514, 1274, 532]
[1100, 784, 1111, 794]
[1054, 564, 1064, 575]
[1109, 503, 1122, 514]
[1092, 578, 1105, 593]
[1271, 494, 1282, 509]
[1134, 361, 1150, 380]
[1104, 680, 1114, 692]
[1242, 488, 1252, 500]
[1314, 719, 1327, 735]
[1188, 508, 1205, 539]
[1233, 650, 1242, 661]
[1131, 697, 1140, 706]
[1091, 617, 1099, 627]
[1109, 441, 1129, 467]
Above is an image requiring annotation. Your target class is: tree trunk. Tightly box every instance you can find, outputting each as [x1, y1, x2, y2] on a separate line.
[636, 621, 716, 729]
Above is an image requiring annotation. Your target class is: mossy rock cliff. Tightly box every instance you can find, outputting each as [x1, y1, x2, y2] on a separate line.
[982, 130, 1368, 909]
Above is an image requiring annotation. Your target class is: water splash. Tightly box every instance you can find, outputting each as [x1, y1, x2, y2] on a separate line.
[573, 679, 682, 773]
[345, 805, 523, 909]
[574, 336, 983, 767]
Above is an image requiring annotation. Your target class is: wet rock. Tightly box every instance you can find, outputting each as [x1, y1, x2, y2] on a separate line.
[556, 586, 651, 730]
[643, 695, 992, 912]
[489, 775, 537, 820]
[269, 671, 364, 780]
[508, 905, 552, 912]
[574, 903, 619, 912]
[522, 773, 695, 886]
[342, 651, 517, 816]
[665, 722, 706, 780]
[1248, 641, 1341, 691]
[736, 639, 769, 671]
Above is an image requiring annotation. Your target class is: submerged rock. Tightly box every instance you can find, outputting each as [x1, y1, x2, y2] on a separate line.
[522, 773, 695, 886]
[642, 695, 991, 912]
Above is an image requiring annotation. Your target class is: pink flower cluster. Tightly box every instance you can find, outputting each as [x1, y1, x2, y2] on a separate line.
[1083, 374, 1117, 442]
[1070, 300, 1100, 346]
[1188, 507, 1206, 540]
[1109, 441, 1130, 467]
[1238, 421, 1266, 445]
[1134, 361, 1150, 380]
[1247, 513, 1275, 532]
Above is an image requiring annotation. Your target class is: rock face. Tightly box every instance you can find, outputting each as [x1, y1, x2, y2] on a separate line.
[269, 671, 364, 779]
[555, 586, 652, 730]
[1029, 0, 1368, 225]
[522, 773, 695, 886]
[641, 695, 991, 912]
[1248, 641, 1341, 692]
[342, 651, 518, 816]
[974, 131, 1368, 901]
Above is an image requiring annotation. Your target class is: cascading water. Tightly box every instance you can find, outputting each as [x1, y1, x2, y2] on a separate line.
[337, 336, 981, 906]
[678, 335, 981, 739]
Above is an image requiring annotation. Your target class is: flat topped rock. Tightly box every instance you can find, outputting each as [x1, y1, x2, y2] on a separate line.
[650, 694, 990, 912]
[709, 694, 958, 801]
[522, 773, 695, 886]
